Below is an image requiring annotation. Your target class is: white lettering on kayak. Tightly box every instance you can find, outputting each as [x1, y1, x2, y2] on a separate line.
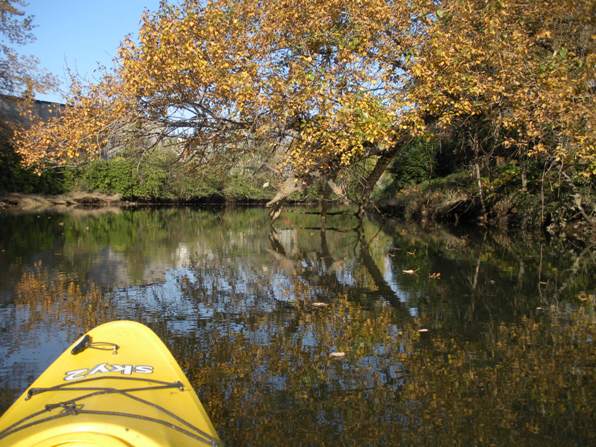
[88, 363, 111, 376]
[110, 364, 133, 375]
[63, 364, 155, 381]
[64, 368, 88, 381]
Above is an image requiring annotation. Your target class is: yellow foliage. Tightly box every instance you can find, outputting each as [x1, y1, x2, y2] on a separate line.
[408, 0, 595, 172]
[14, 0, 595, 178]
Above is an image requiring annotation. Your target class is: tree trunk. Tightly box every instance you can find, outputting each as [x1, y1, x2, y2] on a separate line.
[326, 179, 351, 205]
[474, 162, 487, 224]
[267, 177, 304, 206]
[357, 151, 396, 215]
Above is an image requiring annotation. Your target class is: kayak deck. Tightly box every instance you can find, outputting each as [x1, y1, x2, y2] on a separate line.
[0, 320, 220, 446]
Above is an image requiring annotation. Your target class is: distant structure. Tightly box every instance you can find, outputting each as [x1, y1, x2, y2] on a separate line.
[0, 94, 64, 128]
[0, 95, 182, 160]
[0, 95, 65, 152]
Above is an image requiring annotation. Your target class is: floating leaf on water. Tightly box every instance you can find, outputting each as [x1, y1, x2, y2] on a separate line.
[329, 351, 346, 358]
[403, 269, 416, 275]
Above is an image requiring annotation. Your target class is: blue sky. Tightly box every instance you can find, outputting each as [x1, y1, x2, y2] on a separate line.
[23, 1, 161, 102]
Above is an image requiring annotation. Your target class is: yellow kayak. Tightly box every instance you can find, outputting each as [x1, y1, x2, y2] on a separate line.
[0, 320, 221, 446]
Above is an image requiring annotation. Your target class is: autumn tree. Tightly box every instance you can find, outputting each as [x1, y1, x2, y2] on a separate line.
[0, 0, 58, 193]
[15, 1, 432, 204]
[407, 0, 595, 221]
[15, 0, 594, 216]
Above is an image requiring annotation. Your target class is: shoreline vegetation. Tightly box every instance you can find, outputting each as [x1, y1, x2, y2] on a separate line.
[1, 146, 592, 243]
[1, 146, 593, 243]
[1, 1, 593, 242]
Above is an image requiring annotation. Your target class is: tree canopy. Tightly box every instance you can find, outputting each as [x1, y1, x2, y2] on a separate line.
[14, 0, 595, 205]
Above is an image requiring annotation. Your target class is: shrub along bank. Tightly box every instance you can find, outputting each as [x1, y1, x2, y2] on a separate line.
[2, 140, 592, 241]
[1, 147, 279, 203]
[374, 139, 593, 240]
[76, 157, 281, 202]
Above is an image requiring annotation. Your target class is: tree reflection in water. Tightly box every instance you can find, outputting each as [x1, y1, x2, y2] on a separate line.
[0, 207, 593, 445]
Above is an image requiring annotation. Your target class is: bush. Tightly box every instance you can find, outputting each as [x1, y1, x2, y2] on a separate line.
[0, 144, 69, 194]
[76, 155, 169, 200]
[72, 151, 273, 202]
[389, 139, 438, 190]
[168, 169, 223, 201]
[222, 174, 272, 201]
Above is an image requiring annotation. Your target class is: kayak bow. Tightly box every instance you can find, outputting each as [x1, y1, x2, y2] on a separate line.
[0, 320, 221, 446]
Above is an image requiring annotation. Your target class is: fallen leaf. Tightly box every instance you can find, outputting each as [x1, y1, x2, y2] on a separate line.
[576, 291, 591, 302]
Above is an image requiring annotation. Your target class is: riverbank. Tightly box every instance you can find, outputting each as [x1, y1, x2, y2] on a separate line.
[0, 191, 291, 213]
[0, 192, 125, 213]
[3, 187, 593, 245]
[376, 169, 594, 243]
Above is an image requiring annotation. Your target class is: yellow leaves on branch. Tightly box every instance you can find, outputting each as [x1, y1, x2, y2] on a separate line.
[14, 0, 595, 178]
[292, 93, 397, 173]
[15, 77, 132, 167]
[409, 0, 595, 172]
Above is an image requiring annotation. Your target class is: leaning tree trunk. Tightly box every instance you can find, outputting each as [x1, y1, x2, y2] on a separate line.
[356, 151, 397, 216]
[266, 176, 305, 222]
[266, 146, 398, 222]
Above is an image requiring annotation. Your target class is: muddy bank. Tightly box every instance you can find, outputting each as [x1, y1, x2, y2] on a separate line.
[0, 192, 125, 213]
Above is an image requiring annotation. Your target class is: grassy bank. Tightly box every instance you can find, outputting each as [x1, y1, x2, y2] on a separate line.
[0, 147, 330, 206]
[377, 168, 593, 241]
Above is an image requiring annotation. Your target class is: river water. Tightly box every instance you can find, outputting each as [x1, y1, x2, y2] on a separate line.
[0, 206, 593, 445]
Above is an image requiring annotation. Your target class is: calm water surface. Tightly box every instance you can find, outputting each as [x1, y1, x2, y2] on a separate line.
[0, 207, 593, 446]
